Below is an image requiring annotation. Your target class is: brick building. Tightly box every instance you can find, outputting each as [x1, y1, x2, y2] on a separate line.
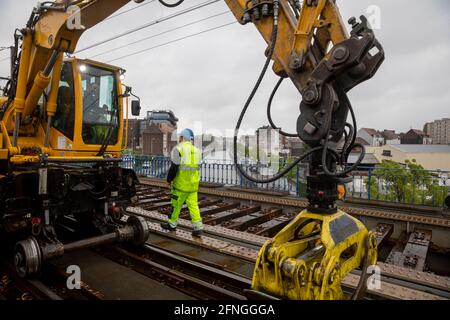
[400, 129, 432, 145]
[124, 110, 178, 156]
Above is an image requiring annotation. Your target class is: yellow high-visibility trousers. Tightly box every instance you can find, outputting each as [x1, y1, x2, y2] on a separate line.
[168, 188, 203, 230]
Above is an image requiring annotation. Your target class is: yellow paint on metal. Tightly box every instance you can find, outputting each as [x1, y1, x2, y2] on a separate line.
[0, 149, 8, 160]
[1, 57, 126, 163]
[252, 209, 377, 300]
[22, 71, 51, 121]
[10, 155, 40, 164]
[0, 1, 374, 298]
[223, 0, 349, 90]
[13, 30, 32, 116]
[46, 52, 64, 117]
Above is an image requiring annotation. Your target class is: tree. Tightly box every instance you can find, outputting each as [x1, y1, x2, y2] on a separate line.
[364, 159, 449, 206]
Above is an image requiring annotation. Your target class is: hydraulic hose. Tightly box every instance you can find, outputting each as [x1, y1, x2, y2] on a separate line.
[234, 0, 315, 184]
[267, 77, 298, 137]
[234, 0, 365, 183]
[159, 0, 185, 8]
[321, 98, 365, 177]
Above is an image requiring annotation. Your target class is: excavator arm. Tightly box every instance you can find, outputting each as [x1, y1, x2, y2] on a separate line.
[2, 0, 382, 156]
[224, 0, 384, 147]
[224, 0, 349, 90]
[1, 0, 146, 148]
[221, 0, 385, 300]
[0, 0, 385, 298]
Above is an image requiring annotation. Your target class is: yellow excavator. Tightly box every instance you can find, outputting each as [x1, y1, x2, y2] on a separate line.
[0, 0, 384, 300]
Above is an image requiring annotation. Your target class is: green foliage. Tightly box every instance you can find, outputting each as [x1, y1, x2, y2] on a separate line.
[364, 160, 449, 207]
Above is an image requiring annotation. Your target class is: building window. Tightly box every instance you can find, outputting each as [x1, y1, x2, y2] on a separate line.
[382, 150, 392, 157]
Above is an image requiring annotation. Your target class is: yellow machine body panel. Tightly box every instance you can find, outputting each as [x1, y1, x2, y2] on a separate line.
[1, 58, 126, 162]
[45, 59, 125, 158]
[252, 209, 377, 300]
[0, 0, 384, 295]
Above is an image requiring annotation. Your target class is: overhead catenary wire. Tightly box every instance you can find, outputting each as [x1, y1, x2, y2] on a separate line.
[0, 47, 11, 62]
[105, 0, 157, 21]
[76, 0, 221, 54]
[90, 11, 229, 59]
[106, 21, 236, 63]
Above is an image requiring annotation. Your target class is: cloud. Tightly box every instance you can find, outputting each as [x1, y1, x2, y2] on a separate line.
[1, 0, 449, 136]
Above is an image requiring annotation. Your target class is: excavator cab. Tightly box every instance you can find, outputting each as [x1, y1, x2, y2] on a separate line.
[45, 58, 124, 157]
[0, 57, 149, 277]
[2, 0, 385, 296]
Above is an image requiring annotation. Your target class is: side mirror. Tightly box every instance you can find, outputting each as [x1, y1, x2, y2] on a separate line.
[131, 100, 141, 116]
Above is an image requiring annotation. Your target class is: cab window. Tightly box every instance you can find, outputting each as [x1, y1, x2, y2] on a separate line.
[52, 63, 75, 141]
[81, 65, 119, 145]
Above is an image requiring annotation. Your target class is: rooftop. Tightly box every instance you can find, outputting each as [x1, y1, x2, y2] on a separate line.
[146, 110, 178, 126]
[355, 137, 370, 146]
[348, 153, 379, 164]
[390, 144, 450, 153]
[381, 130, 399, 140]
[407, 129, 428, 137]
[360, 128, 380, 137]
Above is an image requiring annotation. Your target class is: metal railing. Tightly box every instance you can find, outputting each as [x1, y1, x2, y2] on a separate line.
[348, 167, 450, 208]
[121, 155, 450, 208]
[121, 155, 308, 196]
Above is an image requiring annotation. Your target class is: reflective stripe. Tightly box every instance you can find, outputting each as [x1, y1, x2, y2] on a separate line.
[168, 220, 177, 228]
[192, 220, 204, 231]
[173, 141, 201, 193]
[180, 165, 199, 171]
[169, 190, 201, 227]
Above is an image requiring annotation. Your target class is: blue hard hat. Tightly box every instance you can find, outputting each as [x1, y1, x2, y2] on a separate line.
[180, 128, 194, 141]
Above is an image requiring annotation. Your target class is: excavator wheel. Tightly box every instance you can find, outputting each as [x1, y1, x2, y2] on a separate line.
[14, 237, 42, 278]
[125, 215, 150, 246]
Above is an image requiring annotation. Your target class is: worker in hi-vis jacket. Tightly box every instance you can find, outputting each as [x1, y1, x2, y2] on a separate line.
[161, 128, 203, 237]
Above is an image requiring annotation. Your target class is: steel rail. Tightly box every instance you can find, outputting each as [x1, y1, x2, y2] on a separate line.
[138, 178, 450, 228]
[125, 209, 450, 300]
[100, 245, 247, 300]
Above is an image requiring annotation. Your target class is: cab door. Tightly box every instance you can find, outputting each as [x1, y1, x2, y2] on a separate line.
[49, 61, 76, 153]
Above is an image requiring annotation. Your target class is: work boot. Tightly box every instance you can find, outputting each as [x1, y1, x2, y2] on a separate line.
[192, 229, 203, 237]
[160, 222, 176, 231]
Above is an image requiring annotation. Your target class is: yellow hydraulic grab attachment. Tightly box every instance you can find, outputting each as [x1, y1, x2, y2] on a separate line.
[223, 0, 384, 300]
[252, 210, 377, 300]
[0, 0, 384, 293]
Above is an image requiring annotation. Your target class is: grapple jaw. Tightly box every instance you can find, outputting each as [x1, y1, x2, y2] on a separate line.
[251, 209, 377, 300]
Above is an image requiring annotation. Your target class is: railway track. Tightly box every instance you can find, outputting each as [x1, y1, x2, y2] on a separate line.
[0, 256, 103, 300]
[137, 178, 450, 235]
[125, 207, 450, 300]
[99, 245, 249, 300]
[124, 179, 450, 300]
[0, 262, 62, 300]
[2, 224, 447, 301]
[2, 179, 448, 301]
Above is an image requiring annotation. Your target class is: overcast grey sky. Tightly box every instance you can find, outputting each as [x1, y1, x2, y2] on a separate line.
[1, 0, 449, 136]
